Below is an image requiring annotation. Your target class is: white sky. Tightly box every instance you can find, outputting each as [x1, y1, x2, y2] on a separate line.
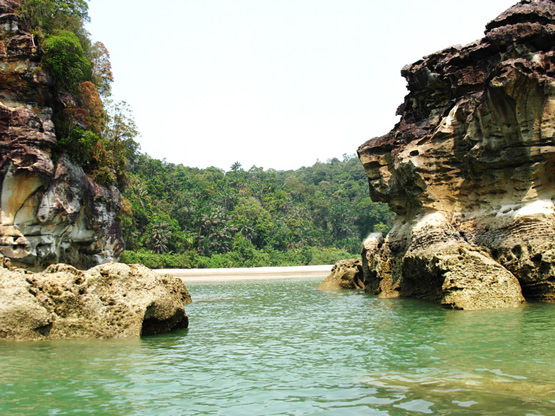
[87, 0, 516, 171]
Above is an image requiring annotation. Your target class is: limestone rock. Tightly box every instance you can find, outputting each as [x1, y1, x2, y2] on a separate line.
[0, 258, 192, 341]
[318, 258, 365, 290]
[357, 0, 555, 309]
[403, 243, 525, 310]
[0, 0, 124, 268]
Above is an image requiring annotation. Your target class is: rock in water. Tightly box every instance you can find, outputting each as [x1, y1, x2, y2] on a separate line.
[357, 0, 555, 309]
[317, 258, 365, 290]
[0, 0, 124, 269]
[0, 257, 192, 340]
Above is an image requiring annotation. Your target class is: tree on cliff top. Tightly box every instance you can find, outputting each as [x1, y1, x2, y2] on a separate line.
[42, 29, 91, 92]
[17, 0, 139, 191]
[19, 0, 89, 35]
[90, 41, 113, 97]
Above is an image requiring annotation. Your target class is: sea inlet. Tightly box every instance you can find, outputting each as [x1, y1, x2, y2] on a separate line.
[1, 273, 554, 415]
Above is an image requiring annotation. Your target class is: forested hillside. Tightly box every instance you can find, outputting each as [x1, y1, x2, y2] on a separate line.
[120, 155, 393, 268]
[13, 0, 393, 269]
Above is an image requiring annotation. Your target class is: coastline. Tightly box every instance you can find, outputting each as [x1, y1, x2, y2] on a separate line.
[155, 264, 332, 283]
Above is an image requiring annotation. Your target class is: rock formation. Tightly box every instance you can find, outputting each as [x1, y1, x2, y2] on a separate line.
[357, 0, 555, 309]
[317, 258, 365, 290]
[0, 0, 123, 269]
[0, 256, 191, 340]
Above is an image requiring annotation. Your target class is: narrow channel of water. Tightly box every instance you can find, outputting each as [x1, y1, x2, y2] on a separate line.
[1, 277, 554, 415]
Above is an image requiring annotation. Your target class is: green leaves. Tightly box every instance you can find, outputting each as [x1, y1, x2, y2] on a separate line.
[54, 0, 89, 21]
[121, 155, 394, 268]
[17, 1, 141, 207]
[90, 42, 114, 98]
[19, 1, 94, 92]
[19, 0, 89, 33]
[42, 30, 91, 92]
[56, 128, 97, 164]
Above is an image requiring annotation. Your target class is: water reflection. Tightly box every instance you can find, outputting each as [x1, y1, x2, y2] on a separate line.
[362, 368, 555, 415]
[358, 299, 555, 415]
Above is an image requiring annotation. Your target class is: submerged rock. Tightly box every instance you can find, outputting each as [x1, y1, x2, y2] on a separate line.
[318, 258, 365, 290]
[0, 258, 191, 341]
[357, 0, 555, 309]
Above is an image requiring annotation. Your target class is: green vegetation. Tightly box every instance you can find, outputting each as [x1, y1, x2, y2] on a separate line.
[17, 0, 138, 190]
[19, 0, 90, 44]
[121, 155, 393, 268]
[18, 0, 393, 268]
[42, 30, 91, 92]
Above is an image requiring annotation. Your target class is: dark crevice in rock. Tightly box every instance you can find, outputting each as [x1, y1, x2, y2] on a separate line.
[33, 322, 52, 337]
[141, 305, 189, 337]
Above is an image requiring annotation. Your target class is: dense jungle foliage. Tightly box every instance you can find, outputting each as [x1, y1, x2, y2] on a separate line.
[120, 156, 393, 268]
[20, 0, 393, 268]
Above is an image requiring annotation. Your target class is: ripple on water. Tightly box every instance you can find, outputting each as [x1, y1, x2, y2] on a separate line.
[1, 278, 554, 415]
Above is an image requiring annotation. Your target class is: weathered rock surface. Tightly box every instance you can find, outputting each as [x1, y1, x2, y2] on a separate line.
[0, 256, 191, 341]
[357, 0, 555, 309]
[317, 258, 365, 290]
[0, 0, 124, 269]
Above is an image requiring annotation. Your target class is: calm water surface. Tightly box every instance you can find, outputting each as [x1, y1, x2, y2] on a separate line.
[1, 277, 554, 415]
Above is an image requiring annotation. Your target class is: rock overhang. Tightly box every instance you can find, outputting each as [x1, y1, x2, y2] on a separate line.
[358, 0, 555, 308]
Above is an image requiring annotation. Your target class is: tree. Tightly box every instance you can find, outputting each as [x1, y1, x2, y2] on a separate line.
[19, 0, 89, 33]
[74, 80, 104, 134]
[42, 30, 91, 92]
[90, 41, 114, 97]
[120, 153, 395, 268]
[104, 101, 139, 157]
[230, 197, 272, 248]
[102, 101, 140, 188]
[230, 161, 242, 172]
[146, 222, 169, 254]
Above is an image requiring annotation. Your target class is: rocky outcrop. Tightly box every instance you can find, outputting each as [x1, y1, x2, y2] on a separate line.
[0, 0, 123, 269]
[357, 0, 555, 309]
[317, 258, 365, 290]
[0, 256, 191, 341]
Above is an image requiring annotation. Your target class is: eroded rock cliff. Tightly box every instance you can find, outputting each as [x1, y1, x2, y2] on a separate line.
[358, 0, 555, 309]
[0, 0, 123, 269]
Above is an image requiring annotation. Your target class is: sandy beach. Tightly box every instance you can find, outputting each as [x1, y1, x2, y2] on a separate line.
[156, 264, 332, 283]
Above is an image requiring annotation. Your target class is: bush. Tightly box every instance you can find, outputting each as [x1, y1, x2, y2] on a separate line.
[56, 128, 97, 165]
[42, 30, 91, 92]
[120, 250, 203, 269]
[306, 246, 357, 265]
[118, 244, 358, 269]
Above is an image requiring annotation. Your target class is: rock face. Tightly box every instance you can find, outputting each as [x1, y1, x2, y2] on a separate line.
[357, 0, 555, 309]
[0, 256, 192, 341]
[0, 0, 124, 269]
[317, 258, 365, 290]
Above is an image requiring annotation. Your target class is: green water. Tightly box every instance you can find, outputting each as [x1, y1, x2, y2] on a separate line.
[1, 278, 554, 415]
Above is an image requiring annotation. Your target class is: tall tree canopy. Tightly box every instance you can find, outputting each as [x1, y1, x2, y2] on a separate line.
[120, 155, 393, 268]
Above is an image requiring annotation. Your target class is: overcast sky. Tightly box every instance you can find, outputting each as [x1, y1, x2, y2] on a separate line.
[87, 0, 516, 171]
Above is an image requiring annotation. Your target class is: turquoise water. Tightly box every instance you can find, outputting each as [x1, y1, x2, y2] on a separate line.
[1, 277, 554, 415]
